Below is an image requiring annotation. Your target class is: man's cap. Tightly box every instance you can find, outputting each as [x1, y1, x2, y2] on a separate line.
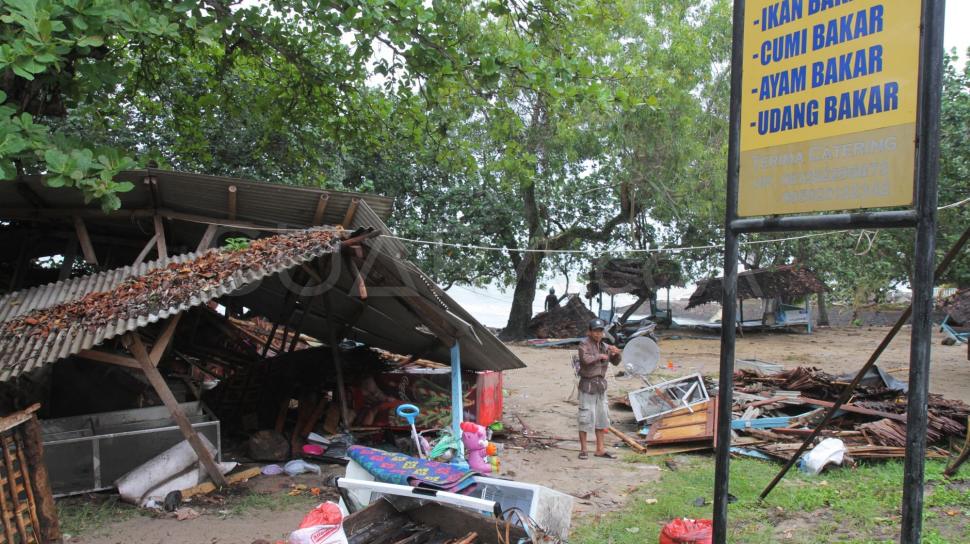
[588, 318, 607, 331]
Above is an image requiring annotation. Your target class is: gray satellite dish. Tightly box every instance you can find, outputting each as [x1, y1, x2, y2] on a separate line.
[622, 336, 660, 378]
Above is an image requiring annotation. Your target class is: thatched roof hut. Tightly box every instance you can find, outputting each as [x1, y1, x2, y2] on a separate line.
[686, 265, 827, 309]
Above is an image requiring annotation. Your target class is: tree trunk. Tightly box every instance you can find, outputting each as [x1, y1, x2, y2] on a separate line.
[816, 292, 830, 326]
[501, 253, 543, 340]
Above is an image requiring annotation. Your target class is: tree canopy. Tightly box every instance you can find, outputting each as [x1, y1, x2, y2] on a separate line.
[2, 0, 967, 336]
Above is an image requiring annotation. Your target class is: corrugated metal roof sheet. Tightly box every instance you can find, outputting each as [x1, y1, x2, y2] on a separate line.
[2, 168, 394, 224]
[0, 233, 340, 381]
[0, 231, 523, 381]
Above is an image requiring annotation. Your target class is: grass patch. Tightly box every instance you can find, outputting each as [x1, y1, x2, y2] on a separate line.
[217, 489, 320, 518]
[57, 496, 141, 538]
[572, 456, 969, 544]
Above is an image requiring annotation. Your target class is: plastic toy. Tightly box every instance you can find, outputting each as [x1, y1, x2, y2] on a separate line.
[460, 421, 499, 474]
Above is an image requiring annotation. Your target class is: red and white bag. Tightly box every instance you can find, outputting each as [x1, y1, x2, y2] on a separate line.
[288, 502, 348, 544]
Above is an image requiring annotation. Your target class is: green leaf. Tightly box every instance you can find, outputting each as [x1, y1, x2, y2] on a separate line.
[44, 148, 68, 170]
[76, 35, 104, 47]
[0, 161, 16, 180]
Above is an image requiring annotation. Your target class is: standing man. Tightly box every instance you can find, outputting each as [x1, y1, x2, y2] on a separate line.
[545, 288, 560, 312]
[576, 318, 621, 459]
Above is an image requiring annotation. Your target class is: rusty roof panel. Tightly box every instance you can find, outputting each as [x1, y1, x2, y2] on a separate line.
[0, 236, 339, 381]
[1, 169, 394, 225]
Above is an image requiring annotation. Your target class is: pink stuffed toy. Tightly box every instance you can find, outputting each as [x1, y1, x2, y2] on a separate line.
[460, 421, 497, 474]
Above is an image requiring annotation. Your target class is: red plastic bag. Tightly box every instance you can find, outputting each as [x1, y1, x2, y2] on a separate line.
[298, 502, 343, 529]
[290, 502, 347, 544]
[659, 518, 713, 544]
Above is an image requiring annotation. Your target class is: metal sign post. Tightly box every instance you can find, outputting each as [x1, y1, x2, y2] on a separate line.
[715, 1, 945, 542]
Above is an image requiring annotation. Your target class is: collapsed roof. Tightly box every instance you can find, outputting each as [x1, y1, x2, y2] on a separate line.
[686, 265, 827, 309]
[0, 228, 525, 381]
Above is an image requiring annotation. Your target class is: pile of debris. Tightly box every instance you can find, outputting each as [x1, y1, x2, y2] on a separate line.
[526, 295, 595, 339]
[604, 366, 969, 465]
[729, 366, 968, 461]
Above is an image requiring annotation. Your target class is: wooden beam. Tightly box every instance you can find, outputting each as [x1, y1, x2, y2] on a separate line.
[160, 209, 278, 232]
[132, 234, 159, 268]
[196, 224, 218, 252]
[341, 198, 360, 228]
[153, 215, 167, 259]
[312, 193, 330, 225]
[72, 216, 98, 265]
[325, 293, 352, 428]
[16, 183, 48, 208]
[149, 314, 182, 366]
[58, 239, 78, 281]
[0, 208, 154, 220]
[21, 413, 61, 543]
[124, 334, 228, 487]
[345, 255, 368, 300]
[0, 404, 40, 434]
[796, 397, 908, 423]
[227, 185, 237, 220]
[78, 349, 142, 370]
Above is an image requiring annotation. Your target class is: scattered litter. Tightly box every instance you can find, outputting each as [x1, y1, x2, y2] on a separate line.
[261, 464, 283, 476]
[284, 460, 322, 477]
[659, 517, 713, 544]
[799, 438, 846, 475]
[175, 507, 200, 521]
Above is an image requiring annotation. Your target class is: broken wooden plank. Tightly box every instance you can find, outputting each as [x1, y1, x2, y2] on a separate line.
[126, 334, 228, 487]
[608, 427, 646, 453]
[796, 397, 907, 423]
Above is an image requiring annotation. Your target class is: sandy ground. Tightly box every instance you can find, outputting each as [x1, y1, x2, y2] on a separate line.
[67, 325, 970, 543]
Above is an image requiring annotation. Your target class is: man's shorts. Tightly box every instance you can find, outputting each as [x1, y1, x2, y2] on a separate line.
[578, 391, 610, 433]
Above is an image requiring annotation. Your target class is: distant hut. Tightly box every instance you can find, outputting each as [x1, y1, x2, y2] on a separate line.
[686, 265, 827, 331]
[585, 256, 685, 324]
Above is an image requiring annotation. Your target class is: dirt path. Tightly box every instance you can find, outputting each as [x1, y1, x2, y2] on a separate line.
[65, 326, 969, 542]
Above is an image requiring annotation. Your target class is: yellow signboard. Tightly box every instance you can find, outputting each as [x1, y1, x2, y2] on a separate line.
[738, 0, 922, 217]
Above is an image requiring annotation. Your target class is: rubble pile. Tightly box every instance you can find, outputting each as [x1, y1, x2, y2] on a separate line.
[729, 366, 968, 460]
[526, 295, 596, 339]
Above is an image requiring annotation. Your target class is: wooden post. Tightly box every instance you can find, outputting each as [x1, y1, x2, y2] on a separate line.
[227, 185, 237, 220]
[21, 415, 60, 543]
[325, 294, 352, 428]
[312, 193, 330, 225]
[73, 216, 98, 266]
[153, 215, 167, 259]
[196, 224, 219, 252]
[341, 198, 360, 228]
[58, 239, 77, 281]
[125, 334, 228, 487]
[132, 234, 159, 268]
[149, 314, 182, 366]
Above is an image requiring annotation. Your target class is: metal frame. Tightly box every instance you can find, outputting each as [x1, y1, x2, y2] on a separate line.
[40, 402, 221, 497]
[714, 1, 945, 542]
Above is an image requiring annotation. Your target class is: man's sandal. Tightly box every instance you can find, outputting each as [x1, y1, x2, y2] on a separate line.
[578, 451, 589, 460]
[594, 452, 616, 459]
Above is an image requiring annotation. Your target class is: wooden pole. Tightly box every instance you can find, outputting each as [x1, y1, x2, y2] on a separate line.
[20, 415, 60, 543]
[153, 215, 168, 259]
[125, 334, 228, 486]
[341, 198, 360, 228]
[132, 234, 159, 267]
[196, 224, 219, 252]
[325, 295, 352, 429]
[227, 185, 237, 220]
[312, 193, 330, 225]
[73, 216, 98, 266]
